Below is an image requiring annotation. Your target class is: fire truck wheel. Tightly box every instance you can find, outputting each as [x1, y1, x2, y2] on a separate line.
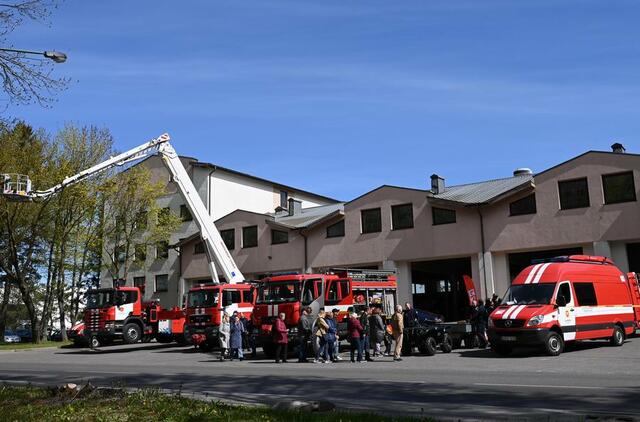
[198, 341, 213, 352]
[90, 336, 100, 349]
[440, 334, 453, 353]
[544, 331, 564, 356]
[418, 336, 437, 356]
[123, 323, 142, 344]
[610, 325, 625, 347]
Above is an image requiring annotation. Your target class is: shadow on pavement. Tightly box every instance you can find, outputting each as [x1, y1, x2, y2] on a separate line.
[56, 344, 186, 355]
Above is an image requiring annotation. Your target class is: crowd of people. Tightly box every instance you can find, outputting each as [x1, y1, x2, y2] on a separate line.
[214, 297, 501, 363]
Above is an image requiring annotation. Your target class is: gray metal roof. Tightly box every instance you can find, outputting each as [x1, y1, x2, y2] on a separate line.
[270, 203, 344, 229]
[431, 174, 533, 205]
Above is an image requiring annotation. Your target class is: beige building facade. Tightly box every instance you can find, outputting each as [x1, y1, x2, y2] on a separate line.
[178, 145, 640, 321]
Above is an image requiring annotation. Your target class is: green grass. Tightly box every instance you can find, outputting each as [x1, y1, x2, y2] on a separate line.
[0, 340, 72, 350]
[0, 385, 433, 422]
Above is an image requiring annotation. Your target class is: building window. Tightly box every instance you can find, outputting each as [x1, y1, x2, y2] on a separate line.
[134, 244, 147, 262]
[361, 208, 382, 234]
[155, 274, 168, 293]
[271, 229, 289, 245]
[432, 207, 456, 225]
[602, 171, 636, 204]
[242, 226, 258, 248]
[133, 276, 145, 289]
[220, 229, 235, 251]
[509, 193, 537, 216]
[280, 190, 288, 208]
[158, 207, 171, 223]
[180, 204, 193, 221]
[194, 241, 205, 255]
[115, 245, 126, 263]
[558, 178, 590, 210]
[156, 241, 169, 259]
[135, 210, 148, 231]
[391, 203, 414, 230]
[326, 220, 345, 238]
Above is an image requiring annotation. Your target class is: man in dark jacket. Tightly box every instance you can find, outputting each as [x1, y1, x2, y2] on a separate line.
[360, 308, 373, 361]
[297, 307, 312, 363]
[403, 302, 418, 328]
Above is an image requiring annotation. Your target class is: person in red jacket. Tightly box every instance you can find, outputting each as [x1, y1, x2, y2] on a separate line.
[347, 312, 364, 363]
[272, 312, 289, 363]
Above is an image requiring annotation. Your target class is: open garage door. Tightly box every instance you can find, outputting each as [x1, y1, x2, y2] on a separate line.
[507, 247, 583, 279]
[411, 258, 472, 322]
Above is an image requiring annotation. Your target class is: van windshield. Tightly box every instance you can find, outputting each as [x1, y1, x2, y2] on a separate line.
[502, 283, 556, 305]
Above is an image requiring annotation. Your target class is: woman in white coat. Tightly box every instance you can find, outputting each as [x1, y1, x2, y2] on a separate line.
[219, 312, 230, 361]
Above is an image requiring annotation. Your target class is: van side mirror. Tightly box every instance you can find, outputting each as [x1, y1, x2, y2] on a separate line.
[555, 295, 567, 307]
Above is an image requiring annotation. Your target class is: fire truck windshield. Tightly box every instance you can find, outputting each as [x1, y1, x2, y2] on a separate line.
[85, 290, 114, 309]
[187, 290, 219, 308]
[257, 281, 300, 304]
[502, 283, 556, 305]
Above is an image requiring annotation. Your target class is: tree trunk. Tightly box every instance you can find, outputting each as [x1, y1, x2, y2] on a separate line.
[0, 282, 11, 341]
[56, 241, 68, 341]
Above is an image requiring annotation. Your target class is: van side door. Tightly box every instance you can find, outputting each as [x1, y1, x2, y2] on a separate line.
[555, 281, 576, 341]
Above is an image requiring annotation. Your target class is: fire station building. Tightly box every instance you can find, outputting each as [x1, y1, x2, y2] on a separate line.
[177, 144, 640, 321]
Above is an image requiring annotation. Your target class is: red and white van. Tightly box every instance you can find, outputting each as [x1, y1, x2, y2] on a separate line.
[488, 255, 640, 356]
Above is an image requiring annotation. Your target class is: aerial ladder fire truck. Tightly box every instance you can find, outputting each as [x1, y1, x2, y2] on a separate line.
[1, 133, 254, 348]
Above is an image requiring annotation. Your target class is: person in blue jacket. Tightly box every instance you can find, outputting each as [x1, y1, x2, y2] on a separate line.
[229, 312, 245, 361]
[325, 312, 338, 362]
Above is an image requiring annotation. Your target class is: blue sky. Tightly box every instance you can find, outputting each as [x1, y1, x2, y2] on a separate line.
[7, 1, 640, 201]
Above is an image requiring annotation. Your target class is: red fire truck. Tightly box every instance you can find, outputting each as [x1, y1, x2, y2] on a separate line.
[83, 285, 186, 348]
[251, 268, 397, 357]
[488, 255, 640, 356]
[185, 282, 255, 351]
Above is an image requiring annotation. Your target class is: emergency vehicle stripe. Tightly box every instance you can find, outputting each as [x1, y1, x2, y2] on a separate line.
[509, 305, 527, 319]
[524, 264, 542, 284]
[532, 263, 552, 284]
[502, 305, 518, 319]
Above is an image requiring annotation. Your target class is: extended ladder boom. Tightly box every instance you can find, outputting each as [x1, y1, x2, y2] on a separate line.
[3, 133, 244, 284]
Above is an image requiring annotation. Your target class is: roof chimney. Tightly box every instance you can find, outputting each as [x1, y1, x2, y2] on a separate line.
[288, 198, 302, 216]
[611, 142, 626, 154]
[513, 168, 533, 177]
[430, 174, 445, 195]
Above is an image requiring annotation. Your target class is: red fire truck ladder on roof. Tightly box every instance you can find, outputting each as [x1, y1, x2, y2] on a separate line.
[0, 133, 244, 285]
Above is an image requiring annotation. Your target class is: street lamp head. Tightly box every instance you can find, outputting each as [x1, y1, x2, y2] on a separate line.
[43, 51, 67, 63]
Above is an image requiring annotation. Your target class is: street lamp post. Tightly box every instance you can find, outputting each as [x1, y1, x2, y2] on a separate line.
[0, 47, 67, 63]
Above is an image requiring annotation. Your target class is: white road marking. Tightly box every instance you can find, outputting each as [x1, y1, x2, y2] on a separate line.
[474, 382, 605, 390]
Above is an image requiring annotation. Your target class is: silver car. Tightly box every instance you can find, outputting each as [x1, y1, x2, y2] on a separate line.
[4, 331, 21, 343]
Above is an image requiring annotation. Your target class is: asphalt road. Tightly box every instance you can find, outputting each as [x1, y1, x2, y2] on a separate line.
[1, 338, 639, 421]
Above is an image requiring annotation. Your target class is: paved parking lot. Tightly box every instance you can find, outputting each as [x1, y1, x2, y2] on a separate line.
[2, 337, 640, 420]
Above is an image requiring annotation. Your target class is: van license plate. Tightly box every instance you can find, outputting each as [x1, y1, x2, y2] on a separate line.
[501, 336, 516, 342]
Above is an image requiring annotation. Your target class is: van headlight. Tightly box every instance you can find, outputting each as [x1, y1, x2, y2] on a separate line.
[527, 315, 545, 327]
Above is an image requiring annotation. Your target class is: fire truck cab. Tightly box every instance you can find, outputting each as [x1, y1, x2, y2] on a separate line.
[83, 285, 186, 348]
[488, 255, 640, 356]
[252, 269, 397, 357]
[184, 282, 255, 351]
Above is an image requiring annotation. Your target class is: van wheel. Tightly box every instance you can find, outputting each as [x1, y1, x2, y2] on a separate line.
[440, 334, 453, 353]
[123, 323, 142, 344]
[544, 332, 564, 356]
[610, 325, 625, 347]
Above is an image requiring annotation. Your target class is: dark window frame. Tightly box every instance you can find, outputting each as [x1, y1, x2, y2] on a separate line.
[558, 177, 590, 210]
[509, 193, 537, 216]
[155, 274, 169, 293]
[391, 203, 414, 230]
[180, 204, 193, 222]
[242, 225, 258, 248]
[133, 276, 146, 289]
[326, 219, 345, 238]
[194, 241, 205, 255]
[573, 282, 598, 306]
[220, 229, 235, 251]
[271, 229, 289, 245]
[361, 208, 382, 234]
[280, 190, 288, 208]
[602, 171, 636, 205]
[432, 207, 456, 225]
[134, 244, 147, 262]
[156, 241, 169, 260]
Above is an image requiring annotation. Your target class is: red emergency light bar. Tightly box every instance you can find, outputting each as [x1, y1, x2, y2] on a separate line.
[532, 255, 615, 266]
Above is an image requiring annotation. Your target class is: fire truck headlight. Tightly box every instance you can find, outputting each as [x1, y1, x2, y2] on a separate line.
[527, 315, 545, 327]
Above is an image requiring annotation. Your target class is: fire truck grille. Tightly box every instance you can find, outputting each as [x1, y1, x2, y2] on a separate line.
[494, 319, 525, 329]
[189, 315, 212, 324]
[86, 309, 106, 331]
